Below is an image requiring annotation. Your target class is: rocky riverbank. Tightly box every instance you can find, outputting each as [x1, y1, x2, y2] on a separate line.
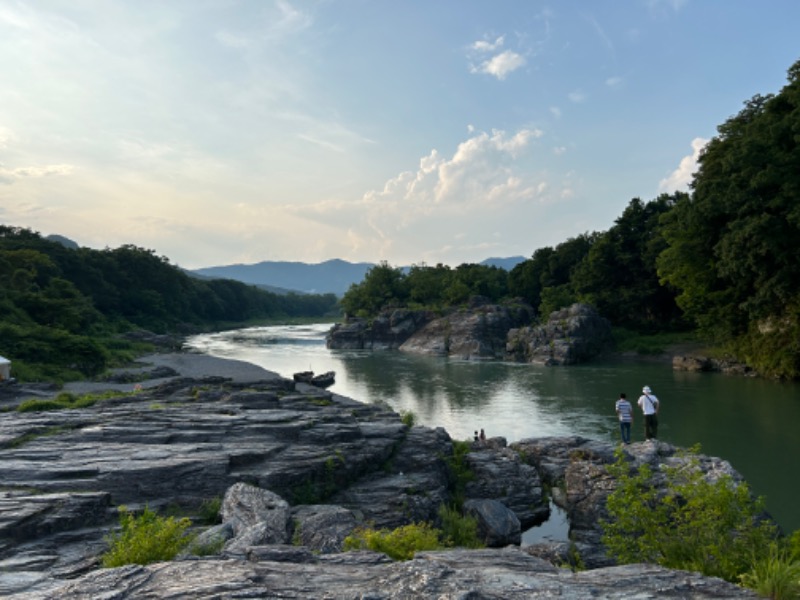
[328, 301, 614, 365]
[0, 352, 759, 598]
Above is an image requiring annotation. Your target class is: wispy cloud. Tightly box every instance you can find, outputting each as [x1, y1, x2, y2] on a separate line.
[0, 163, 74, 185]
[568, 91, 586, 103]
[659, 137, 707, 193]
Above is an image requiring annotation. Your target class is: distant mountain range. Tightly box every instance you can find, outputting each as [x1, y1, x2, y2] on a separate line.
[189, 256, 526, 296]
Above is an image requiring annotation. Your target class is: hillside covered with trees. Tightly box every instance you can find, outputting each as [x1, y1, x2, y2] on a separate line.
[0, 228, 338, 382]
[341, 58, 800, 379]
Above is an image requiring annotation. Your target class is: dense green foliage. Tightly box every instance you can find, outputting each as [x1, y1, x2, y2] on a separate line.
[601, 447, 782, 586]
[102, 506, 193, 567]
[0, 226, 339, 381]
[340, 261, 509, 317]
[340, 58, 800, 378]
[657, 61, 800, 377]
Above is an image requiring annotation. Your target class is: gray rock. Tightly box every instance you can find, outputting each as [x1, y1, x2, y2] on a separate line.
[220, 483, 291, 552]
[290, 504, 357, 553]
[328, 301, 535, 360]
[464, 446, 548, 528]
[51, 547, 758, 599]
[507, 303, 613, 365]
[464, 498, 521, 547]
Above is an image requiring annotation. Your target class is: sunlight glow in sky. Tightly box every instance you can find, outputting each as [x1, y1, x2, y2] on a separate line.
[1, 1, 798, 269]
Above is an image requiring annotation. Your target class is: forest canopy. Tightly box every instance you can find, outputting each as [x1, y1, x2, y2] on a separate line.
[0, 227, 338, 381]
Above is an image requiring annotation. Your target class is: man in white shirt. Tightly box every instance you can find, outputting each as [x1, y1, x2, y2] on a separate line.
[637, 385, 659, 440]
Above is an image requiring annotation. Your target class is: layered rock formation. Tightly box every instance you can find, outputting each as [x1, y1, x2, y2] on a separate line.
[328, 300, 614, 365]
[0, 356, 759, 599]
[506, 303, 614, 365]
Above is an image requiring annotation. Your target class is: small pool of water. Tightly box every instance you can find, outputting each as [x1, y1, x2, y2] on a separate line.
[522, 501, 570, 545]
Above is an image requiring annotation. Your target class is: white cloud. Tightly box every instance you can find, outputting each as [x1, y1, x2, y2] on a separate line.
[276, 126, 561, 263]
[568, 91, 586, 103]
[0, 163, 74, 184]
[659, 137, 708, 193]
[470, 50, 526, 80]
[471, 36, 504, 53]
[468, 34, 526, 80]
[605, 76, 622, 87]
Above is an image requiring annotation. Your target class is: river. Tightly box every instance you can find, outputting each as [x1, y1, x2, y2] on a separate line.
[185, 323, 800, 534]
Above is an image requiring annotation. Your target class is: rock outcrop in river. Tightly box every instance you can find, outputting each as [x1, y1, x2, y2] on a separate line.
[328, 300, 613, 364]
[0, 355, 758, 598]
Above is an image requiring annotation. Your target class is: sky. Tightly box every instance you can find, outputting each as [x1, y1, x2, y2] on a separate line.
[1, 1, 799, 270]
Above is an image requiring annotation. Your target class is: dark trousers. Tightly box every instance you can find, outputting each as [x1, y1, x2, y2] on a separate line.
[644, 414, 658, 440]
[619, 421, 631, 444]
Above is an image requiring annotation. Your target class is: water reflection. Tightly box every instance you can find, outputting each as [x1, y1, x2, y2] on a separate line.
[186, 324, 800, 533]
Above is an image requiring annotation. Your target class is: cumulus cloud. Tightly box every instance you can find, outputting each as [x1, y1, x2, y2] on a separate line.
[468, 35, 526, 80]
[659, 137, 708, 193]
[280, 126, 563, 263]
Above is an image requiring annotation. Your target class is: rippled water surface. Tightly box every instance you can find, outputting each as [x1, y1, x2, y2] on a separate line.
[186, 323, 800, 533]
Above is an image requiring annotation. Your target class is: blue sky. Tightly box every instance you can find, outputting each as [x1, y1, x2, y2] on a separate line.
[1, 1, 798, 269]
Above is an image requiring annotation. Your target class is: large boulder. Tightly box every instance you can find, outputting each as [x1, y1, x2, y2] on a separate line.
[399, 298, 534, 359]
[463, 498, 521, 547]
[327, 299, 535, 360]
[506, 303, 613, 365]
[326, 309, 434, 350]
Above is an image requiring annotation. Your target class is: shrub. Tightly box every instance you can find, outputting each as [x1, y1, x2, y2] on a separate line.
[343, 522, 443, 561]
[601, 446, 779, 583]
[198, 497, 222, 525]
[437, 504, 483, 549]
[102, 505, 194, 567]
[400, 410, 416, 427]
[739, 543, 800, 600]
[445, 440, 475, 509]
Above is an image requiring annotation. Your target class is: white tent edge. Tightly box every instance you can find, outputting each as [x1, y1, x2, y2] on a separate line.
[0, 355, 11, 380]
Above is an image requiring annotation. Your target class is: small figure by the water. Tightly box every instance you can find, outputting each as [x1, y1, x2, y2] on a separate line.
[637, 385, 660, 440]
[479, 428, 486, 442]
[474, 430, 479, 442]
[615, 392, 633, 444]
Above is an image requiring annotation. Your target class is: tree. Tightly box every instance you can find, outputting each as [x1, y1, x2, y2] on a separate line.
[340, 262, 407, 317]
[657, 59, 800, 376]
[572, 195, 684, 331]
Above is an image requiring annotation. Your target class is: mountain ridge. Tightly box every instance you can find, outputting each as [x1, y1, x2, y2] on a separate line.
[190, 256, 526, 296]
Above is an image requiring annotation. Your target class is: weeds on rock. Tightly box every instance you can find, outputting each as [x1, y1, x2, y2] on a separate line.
[102, 505, 194, 567]
[343, 522, 442, 561]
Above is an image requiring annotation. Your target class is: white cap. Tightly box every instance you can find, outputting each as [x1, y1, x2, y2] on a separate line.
[643, 385, 651, 393]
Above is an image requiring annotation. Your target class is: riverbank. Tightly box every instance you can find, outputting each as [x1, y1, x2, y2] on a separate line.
[0, 355, 761, 599]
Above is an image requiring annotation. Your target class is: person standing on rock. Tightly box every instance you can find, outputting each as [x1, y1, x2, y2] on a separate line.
[637, 385, 659, 440]
[615, 393, 633, 444]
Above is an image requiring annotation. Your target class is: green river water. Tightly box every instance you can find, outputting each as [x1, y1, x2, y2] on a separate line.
[186, 323, 800, 534]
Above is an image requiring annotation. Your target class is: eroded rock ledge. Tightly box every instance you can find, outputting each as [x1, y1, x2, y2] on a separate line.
[328, 300, 613, 365]
[0, 358, 758, 599]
